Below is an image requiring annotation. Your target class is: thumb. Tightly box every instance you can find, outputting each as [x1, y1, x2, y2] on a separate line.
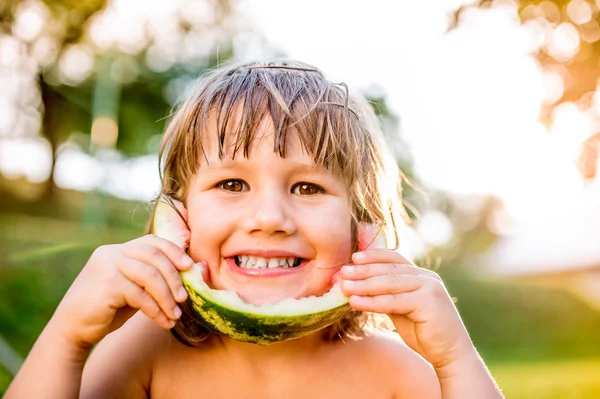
[357, 223, 387, 251]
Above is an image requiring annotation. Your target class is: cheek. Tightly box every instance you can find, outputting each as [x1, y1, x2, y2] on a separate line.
[307, 206, 353, 261]
[185, 196, 236, 258]
[306, 209, 352, 293]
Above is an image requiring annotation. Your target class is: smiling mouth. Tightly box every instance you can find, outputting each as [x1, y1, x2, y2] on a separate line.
[234, 255, 303, 269]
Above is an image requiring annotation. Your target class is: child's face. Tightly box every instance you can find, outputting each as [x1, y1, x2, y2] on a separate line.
[185, 116, 353, 305]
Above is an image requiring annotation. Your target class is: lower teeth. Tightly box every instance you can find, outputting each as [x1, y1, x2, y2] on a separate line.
[235, 259, 300, 269]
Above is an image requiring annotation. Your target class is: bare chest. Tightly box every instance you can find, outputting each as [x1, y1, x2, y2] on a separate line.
[150, 348, 394, 399]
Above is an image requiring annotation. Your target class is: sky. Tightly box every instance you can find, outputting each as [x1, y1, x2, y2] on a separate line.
[2, 0, 600, 271]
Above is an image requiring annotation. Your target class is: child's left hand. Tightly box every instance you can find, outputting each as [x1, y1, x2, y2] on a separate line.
[340, 224, 475, 371]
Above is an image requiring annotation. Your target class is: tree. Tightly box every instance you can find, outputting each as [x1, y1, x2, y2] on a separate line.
[1, 1, 106, 198]
[1, 0, 238, 201]
[456, 0, 600, 179]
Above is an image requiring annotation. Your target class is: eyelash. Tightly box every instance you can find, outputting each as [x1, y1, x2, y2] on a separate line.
[215, 179, 324, 196]
[292, 182, 324, 196]
[216, 179, 248, 193]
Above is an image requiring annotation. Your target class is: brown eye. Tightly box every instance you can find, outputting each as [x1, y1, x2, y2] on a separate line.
[217, 179, 248, 192]
[292, 182, 323, 196]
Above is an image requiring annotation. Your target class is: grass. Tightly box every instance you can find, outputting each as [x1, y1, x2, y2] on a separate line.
[0, 367, 12, 396]
[490, 358, 600, 399]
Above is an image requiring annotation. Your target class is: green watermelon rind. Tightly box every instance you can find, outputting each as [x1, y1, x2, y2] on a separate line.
[180, 266, 352, 345]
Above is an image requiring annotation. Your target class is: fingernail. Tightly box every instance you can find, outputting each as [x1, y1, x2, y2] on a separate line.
[173, 306, 182, 318]
[342, 265, 355, 275]
[178, 287, 188, 301]
[353, 252, 366, 262]
[181, 255, 193, 267]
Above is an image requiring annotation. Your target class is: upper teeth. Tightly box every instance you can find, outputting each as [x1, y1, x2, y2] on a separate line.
[236, 255, 298, 269]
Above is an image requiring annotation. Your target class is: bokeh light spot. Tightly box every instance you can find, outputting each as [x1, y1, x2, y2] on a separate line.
[58, 44, 95, 85]
[91, 116, 119, 148]
[544, 22, 581, 62]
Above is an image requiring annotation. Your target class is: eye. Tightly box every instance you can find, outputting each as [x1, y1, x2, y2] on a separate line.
[292, 182, 324, 196]
[216, 179, 248, 192]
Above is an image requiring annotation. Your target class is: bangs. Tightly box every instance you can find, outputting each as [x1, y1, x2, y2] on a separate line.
[186, 61, 369, 186]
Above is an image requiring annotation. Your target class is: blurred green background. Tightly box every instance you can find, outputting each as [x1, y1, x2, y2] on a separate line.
[2, 0, 600, 397]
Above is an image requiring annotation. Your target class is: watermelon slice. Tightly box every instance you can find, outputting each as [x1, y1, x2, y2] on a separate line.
[153, 198, 352, 345]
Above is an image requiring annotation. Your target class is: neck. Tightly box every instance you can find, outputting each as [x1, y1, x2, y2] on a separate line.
[210, 329, 329, 369]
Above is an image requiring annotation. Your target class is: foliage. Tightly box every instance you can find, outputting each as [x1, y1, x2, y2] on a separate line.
[490, 357, 600, 398]
[460, 0, 600, 119]
[1, 0, 237, 200]
[440, 267, 600, 362]
[0, 190, 148, 355]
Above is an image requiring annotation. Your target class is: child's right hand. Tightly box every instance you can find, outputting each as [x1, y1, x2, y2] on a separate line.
[52, 234, 194, 349]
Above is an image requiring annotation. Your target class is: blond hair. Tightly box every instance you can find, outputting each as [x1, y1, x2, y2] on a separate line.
[147, 59, 406, 345]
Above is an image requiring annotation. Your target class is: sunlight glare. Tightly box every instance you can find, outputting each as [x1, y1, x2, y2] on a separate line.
[416, 210, 454, 247]
[0, 100, 17, 135]
[54, 146, 104, 191]
[538, 1, 561, 23]
[0, 138, 52, 183]
[58, 44, 95, 85]
[541, 66, 565, 105]
[544, 22, 581, 62]
[12, 1, 48, 43]
[0, 36, 23, 68]
[550, 102, 594, 163]
[567, 0, 593, 25]
[31, 35, 60, 68]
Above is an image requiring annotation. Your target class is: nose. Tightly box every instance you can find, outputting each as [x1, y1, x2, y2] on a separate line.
[241, 189, 296, 236]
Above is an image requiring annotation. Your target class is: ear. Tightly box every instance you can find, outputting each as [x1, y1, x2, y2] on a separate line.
[357, 222, 387, 251]
[153, 198, 191, 251]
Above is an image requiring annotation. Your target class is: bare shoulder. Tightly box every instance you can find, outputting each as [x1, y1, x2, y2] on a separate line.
[81, 313, 182, 399]
[341, 332, 441, 399]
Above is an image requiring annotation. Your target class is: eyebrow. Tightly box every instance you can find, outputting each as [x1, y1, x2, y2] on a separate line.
[200, 159, 329, 174]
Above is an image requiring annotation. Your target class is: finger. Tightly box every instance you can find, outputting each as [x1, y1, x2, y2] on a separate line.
[341, 262, 422, 280]
[118, 259, 182, 320]
[126, 244, 188, 302]
[342, 274, 424, 296]
[357, 223, 386, 251]
[120, 279, 175, 329]
[153, 198, 191, 251]
[349, 292, 421, 316]
[351, 249, 442, 282]
[352, 248, 412, 265]
[136, 234, 194, 271]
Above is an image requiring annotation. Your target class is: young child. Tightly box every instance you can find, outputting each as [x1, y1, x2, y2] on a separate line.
[6, 60, 503, 398]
